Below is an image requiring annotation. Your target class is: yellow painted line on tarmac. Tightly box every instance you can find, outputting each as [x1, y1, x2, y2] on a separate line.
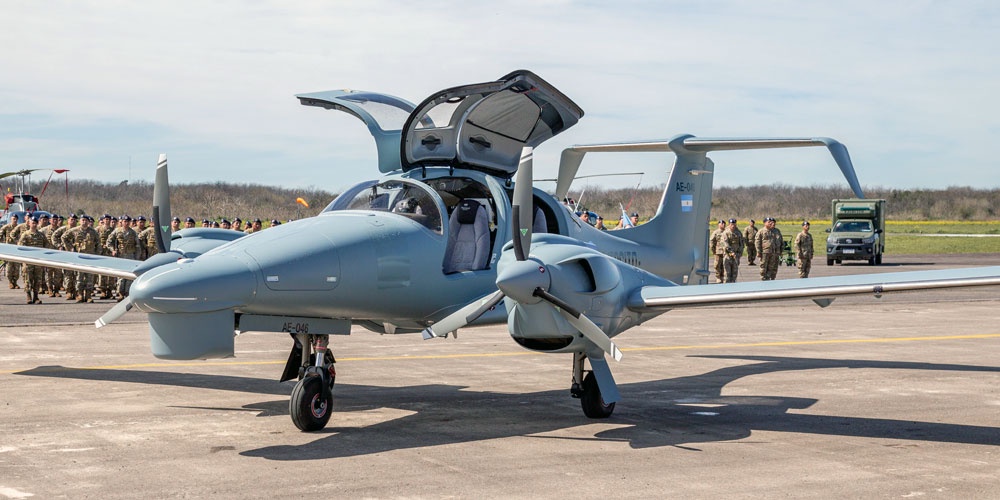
[2, 333, 998, 374]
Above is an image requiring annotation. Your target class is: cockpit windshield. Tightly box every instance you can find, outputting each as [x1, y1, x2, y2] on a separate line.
[324, 179, 443, 233]
[833, 220, 873, 232]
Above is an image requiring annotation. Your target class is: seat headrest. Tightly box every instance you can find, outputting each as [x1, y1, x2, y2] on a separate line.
[455, 199, 482, 225]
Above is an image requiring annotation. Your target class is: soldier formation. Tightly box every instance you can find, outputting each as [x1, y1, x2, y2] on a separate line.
[708, 217, 815, 283]
[1, 212, 285, 305]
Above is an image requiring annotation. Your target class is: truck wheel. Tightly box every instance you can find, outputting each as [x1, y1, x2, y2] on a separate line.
[868, 256, 875, 265]
[827, 258, 834, 266]
[875, 254, 882, 265]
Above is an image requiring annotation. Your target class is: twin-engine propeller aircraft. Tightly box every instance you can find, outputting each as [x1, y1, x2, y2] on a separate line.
[3, 70, 1000, 432]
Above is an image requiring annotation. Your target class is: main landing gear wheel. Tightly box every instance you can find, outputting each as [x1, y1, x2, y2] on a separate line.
[290, 375, 332, 432]
[580, 371, 615, 418]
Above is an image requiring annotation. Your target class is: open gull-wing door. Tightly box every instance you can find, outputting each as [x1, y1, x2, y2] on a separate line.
[296, 90, 417, 174]
[401, 70, 584, 178]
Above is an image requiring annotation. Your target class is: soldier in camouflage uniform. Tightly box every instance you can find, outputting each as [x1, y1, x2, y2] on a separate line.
[743, 219, 758, 265]
[755, 217, 784, 281]
[721, 218, 745, 283]
[73, 216, 101, 303]
[6, 216, 29, 287]
[54, 214, 79, 300]
[106, 215, 140, 299]
[708, 219, 726, 283]
[37, 214, 53, 295]
[137, 217, 159, 260]
[97, 215, 116, 299]
[794, 221, 814, 278]
[43, 214, 65, 297]
[17, 215, 53, 304]
[1, 214, 22, 289]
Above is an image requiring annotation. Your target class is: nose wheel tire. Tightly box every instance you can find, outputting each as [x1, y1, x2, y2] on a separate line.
[581, 371, 615, 418]
[290, 375, 332, 431]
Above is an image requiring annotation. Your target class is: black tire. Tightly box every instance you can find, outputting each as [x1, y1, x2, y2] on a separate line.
[581, 371, 615, 419]
[827, 258, 834, 266]
[290, 376, 332, 432]
[875, 254, 882, 265]
[868, 256, 875, 265]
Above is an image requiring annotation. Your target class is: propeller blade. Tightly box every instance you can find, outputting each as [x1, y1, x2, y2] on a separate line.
[95, 298, 134, 328]
[422, 290, 506, 339]
[152, 154, 172, 254]
[533, 288, 622, 362]
[511, 147, 534, 261]
[559, 309, 623, 362]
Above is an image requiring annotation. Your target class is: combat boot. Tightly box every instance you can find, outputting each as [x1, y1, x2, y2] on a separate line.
[26, 293, 33, 304]
[66, 293, 77, 301]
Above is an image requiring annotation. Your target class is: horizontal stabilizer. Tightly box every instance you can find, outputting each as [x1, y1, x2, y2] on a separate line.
[556, 136, 863, 200]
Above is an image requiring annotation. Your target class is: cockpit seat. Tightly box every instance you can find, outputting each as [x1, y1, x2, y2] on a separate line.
[444, 199, 490, 274]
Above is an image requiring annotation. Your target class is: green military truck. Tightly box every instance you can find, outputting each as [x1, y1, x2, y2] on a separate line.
[825, 198, 886, 266]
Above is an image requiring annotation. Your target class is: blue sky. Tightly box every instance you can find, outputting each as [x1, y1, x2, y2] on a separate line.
[2, 1, 998, 195]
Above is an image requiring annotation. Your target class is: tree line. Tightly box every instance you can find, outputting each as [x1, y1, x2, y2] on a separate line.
[23, 180, 1000, 222]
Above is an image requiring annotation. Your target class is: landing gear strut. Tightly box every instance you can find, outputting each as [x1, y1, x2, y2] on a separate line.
[570, 352, 615, 418]
[285, 334, 337, 432]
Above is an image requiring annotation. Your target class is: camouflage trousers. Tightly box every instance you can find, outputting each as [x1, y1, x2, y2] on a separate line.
[797, 257, 812, 278]
[23, 264, 44, 295]
[759, 253, 781, 280]
[47, 267, 63, 293]
[723, 254, 740, 283]
[713, 255, 725, 283]
[64, 270, 77, 296]
[745, 245, 757, 265]
[6, 261, 19, 286]
[76, 272, 95, 294]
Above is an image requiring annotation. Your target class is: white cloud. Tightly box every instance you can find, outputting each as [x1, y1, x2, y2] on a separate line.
[1, 0, 998, 191]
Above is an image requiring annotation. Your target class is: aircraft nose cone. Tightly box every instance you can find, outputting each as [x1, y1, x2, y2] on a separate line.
[130, 254, 257, 314]
[496, 258, 550, 304]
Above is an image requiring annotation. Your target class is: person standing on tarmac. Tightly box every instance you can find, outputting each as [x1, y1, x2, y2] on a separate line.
[709, 219, 726, 283]
[721, 218, 745, 283]
[743, 219, 758, 265]
[17, 215, 53, 304]
[1, 214, 22, 289]
[755, 217, 783, 281]
[794, 221, 814, 278]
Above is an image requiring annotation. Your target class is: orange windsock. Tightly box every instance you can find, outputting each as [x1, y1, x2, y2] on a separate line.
[295, 197, 309, 208]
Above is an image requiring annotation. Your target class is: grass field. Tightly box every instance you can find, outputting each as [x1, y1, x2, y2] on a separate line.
[773, 221, 1000, 255]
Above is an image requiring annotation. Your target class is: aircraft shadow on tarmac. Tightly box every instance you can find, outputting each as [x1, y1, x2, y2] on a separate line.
[16, 355, 1000, 461]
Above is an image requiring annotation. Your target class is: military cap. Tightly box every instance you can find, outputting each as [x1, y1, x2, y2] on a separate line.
[102, 214, 112, 219]
[749, 219, 755, 223]
[233, 217, 242, 223]
[136, 215, 146, 221]
[121, 214, 132, 221]
[172, 216, 181, 222]
[51, 214, 60, 219]
[30, 214, 41, 221]
[185, 217, 195, 223]
[221, 219, 231, 225]
[632, 213, 639, 217]
[40, 213, 50, 219]
[10, 213, 19, 219]
[270, 219, 280, 224]
[253, 218, 262, 223]
[83, 215, 94, 222]
[729, 218, 737, 224]
[766, 217, 776, 222]
[717, 219, 725, 224]
[202, 219, 210, 224]
[802, 221, 810, 226]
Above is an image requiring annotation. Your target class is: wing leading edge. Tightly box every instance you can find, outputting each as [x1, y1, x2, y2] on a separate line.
[629, 266, 1000, 310]
[0, 243, 139, 280]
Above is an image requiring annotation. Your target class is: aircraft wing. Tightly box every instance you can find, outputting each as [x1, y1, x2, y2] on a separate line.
[0, 243, 138, 280]
[629, 267, 1000, 310]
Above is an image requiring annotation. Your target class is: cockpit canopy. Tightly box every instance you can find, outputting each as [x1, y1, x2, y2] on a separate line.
[297, 70, 583, 178]
[324, 179, 444, 233]
[401, 70, 583, 178]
